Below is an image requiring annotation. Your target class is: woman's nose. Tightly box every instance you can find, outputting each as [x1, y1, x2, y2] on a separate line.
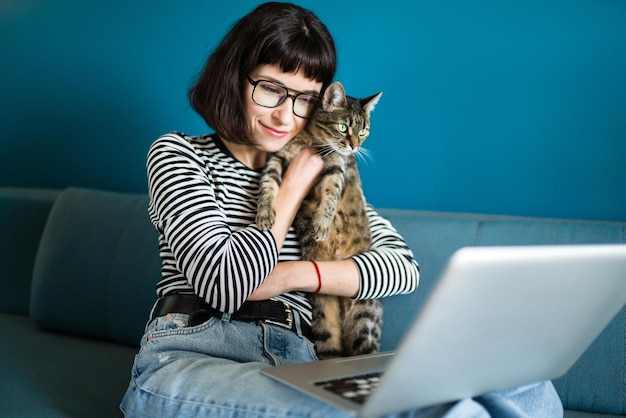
[271, 98, 294, 124]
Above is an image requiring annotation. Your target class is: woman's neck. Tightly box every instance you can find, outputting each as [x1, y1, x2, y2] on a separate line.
[221, 139, 268, 170]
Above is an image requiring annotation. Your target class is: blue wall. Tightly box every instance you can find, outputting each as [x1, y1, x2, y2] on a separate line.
[2, 1, 625, 222]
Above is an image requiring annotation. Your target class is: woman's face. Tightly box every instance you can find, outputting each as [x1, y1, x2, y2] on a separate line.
[244, 64, 323, 153]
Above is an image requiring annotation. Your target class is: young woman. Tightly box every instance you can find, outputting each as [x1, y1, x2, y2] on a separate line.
[120, 3, 563, 417]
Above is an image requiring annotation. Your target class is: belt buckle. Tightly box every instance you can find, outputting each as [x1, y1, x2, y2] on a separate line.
[264, 303, 293, 330]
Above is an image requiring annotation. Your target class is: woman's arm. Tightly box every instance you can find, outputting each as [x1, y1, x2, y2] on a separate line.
[268, 147, 324, 251]
[148, 135, 275, 313]
[247, 258, 360, 300]
[351, 206, 420, 299]
[248, 205, 420, 300]
[147, 134, 322, 313]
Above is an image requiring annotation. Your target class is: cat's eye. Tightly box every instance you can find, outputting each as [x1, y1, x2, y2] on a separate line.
[359, 129, 368, 137]
[337, 123, 348, 133]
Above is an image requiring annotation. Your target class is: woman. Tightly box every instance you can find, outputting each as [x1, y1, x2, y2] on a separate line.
[120, 3, 563, 417]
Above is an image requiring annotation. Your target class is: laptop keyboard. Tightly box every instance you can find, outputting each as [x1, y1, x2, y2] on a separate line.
[314, 372, 383, 404]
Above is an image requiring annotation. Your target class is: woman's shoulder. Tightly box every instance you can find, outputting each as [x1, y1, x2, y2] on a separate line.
[152, 131, 215, 146]
[149, 132, 220, 155]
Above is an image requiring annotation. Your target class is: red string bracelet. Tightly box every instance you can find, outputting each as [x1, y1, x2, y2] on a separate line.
[309, 260, 322, 294]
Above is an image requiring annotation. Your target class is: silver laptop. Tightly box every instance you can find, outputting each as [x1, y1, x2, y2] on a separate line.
[262, 244, 626, 417]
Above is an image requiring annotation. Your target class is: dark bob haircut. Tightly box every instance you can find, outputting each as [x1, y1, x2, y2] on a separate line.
[188, 2, 337, 144]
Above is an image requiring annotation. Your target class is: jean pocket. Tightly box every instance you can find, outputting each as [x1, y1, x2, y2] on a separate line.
[143, 313, 218, 343]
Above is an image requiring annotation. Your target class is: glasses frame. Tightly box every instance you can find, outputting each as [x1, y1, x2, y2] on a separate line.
[246, 76, 320, 119]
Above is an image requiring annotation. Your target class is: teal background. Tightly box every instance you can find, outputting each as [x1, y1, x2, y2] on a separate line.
[2, 1, 625, 221]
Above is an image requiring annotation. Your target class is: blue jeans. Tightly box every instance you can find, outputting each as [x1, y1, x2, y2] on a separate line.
[120, 313, 563, 417]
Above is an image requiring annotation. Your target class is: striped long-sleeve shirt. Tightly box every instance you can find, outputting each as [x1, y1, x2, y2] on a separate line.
[147, 132, 419, 325]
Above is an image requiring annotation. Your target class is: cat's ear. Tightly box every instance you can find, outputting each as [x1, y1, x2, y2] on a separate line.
[362, 92, 383, 116]
[322, 81, 347, 111]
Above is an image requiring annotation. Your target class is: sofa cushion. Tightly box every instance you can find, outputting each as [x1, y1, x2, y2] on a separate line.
[0, 312, 136, 417]
[0, 188, 59, 314]
[30, 187, 162, 346]
[475, 218, 626, 247]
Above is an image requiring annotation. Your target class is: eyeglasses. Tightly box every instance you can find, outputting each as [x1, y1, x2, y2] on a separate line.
[247, 76, 320, 119]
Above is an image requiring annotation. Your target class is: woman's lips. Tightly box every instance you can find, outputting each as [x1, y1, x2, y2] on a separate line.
[261, 123, 289, 138]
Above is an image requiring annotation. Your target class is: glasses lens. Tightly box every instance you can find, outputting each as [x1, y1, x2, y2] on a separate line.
[293, 94, 319, 118]
[253, 81, 287, 107]
[250, 79, 319, 118]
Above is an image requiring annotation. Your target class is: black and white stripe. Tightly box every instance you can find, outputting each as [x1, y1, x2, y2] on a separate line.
[147, 132, 419, 324]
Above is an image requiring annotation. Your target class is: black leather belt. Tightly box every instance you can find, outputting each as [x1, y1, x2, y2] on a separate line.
[151, 294, 311, 338]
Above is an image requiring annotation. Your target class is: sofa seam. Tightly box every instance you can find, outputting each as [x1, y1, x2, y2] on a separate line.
[472, 220, 480, 247]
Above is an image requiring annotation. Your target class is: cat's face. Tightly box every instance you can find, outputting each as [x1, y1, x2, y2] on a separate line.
[308, 82, 382, 157]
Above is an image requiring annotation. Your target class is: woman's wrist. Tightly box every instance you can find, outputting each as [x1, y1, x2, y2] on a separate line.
[298, 259, 360, 297]
[309, 260, 322, 294]
[259, 259, 361, 298]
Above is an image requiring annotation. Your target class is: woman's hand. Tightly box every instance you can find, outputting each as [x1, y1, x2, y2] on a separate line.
[269, 147, 323, 251]
[281, 147, 324, 197]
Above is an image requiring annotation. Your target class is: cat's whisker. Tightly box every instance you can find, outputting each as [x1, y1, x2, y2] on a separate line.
[316, 145, 336, 160]
[355, 147, 375, 169]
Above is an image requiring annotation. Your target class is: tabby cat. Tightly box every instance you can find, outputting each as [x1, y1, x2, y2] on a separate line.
[256, 81, 383, 359]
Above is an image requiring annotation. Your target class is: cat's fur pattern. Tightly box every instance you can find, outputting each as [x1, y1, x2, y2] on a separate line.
[256, 81, 383, 359]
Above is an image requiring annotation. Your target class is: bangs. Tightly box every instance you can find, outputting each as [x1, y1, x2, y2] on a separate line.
[258, 34, 336, 86]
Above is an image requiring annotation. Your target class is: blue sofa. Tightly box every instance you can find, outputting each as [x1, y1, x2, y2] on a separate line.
[1, 186, 624, 417]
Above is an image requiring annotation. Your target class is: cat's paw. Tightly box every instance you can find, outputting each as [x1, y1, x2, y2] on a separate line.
[256, 191, 277, 230]
[311, 222, 331, 242]
[311, 209, 334, 241]
[256, 209, 276, 230]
